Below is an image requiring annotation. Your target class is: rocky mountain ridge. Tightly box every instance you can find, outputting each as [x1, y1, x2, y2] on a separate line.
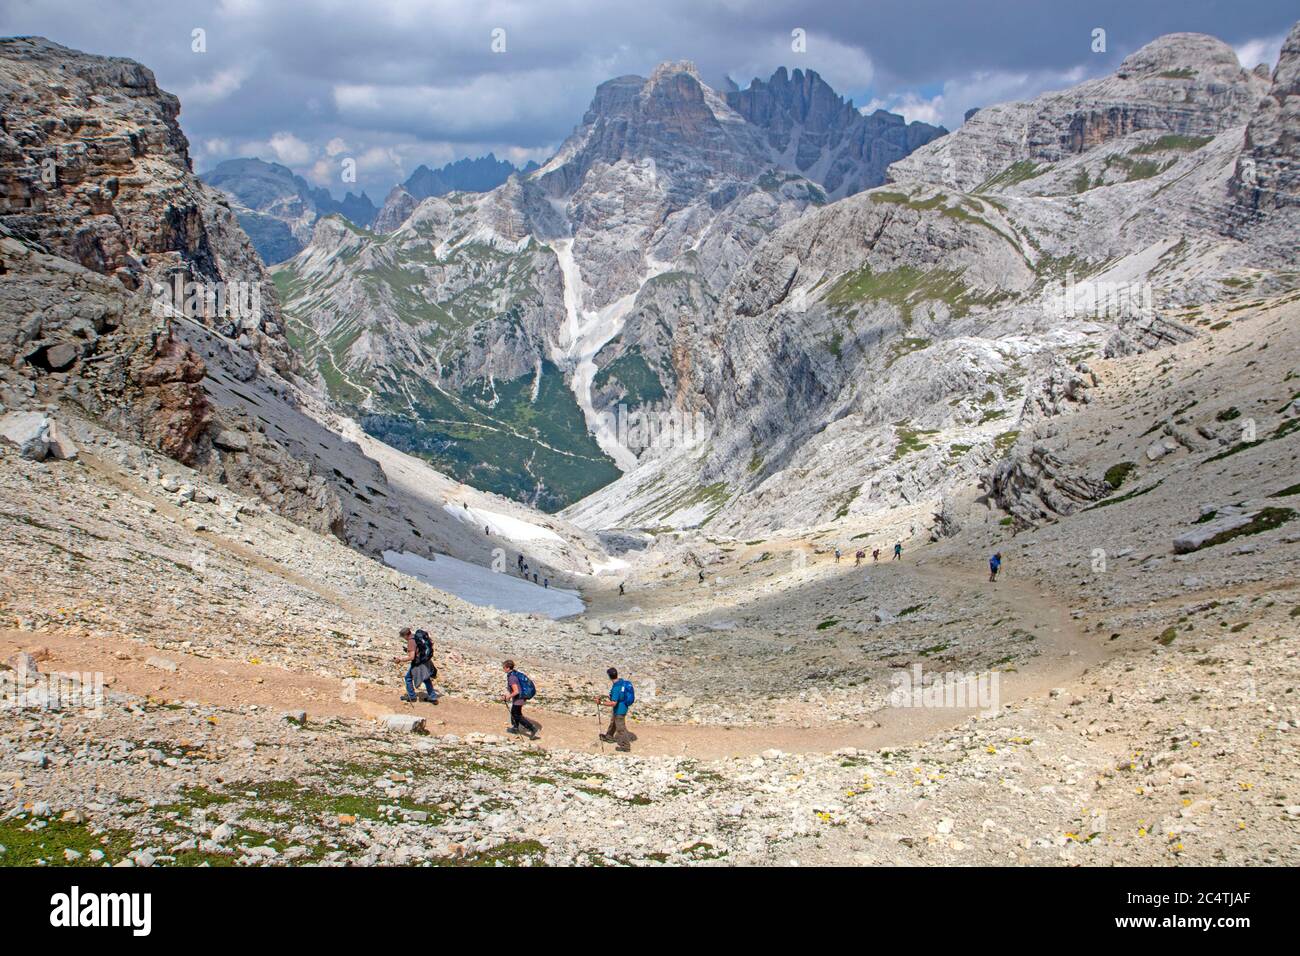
[563, 26, 1300, 537]
[276, 61, 943, 508]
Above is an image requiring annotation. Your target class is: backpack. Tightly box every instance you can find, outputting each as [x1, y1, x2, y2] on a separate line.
[412, 629, 433, 666]
[613, 678, 635, 707]
[512, 670, 536, 700]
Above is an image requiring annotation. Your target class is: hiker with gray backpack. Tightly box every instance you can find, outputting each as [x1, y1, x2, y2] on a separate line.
[597, 667, 635, 752]
[501, 660, 539, 739]
[397, 627, 439, 703]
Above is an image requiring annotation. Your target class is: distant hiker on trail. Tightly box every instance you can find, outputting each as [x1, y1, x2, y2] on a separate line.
[989, 552, 1002, 582]
[618, 581, 625, 596]
[698, 569, 706, 584]
[396, 627, 438, 703]
[873, 548, 881, 562]
[544, 577, 550, 589]
[517, 554, 524, 572]
[835, 548, 842, 563]
[502, 660, 538, 739]
[597, 667, 634, 752]
[893, 541, 903, 561]
[855, 549, 864, 566]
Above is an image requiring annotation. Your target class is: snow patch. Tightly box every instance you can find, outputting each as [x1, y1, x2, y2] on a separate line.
[383, 550, 584, 619]
[442, 503, 565, 543]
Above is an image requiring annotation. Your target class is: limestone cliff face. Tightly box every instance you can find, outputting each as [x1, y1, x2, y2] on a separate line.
[726, 66, 946, 198]
[562, 27, 1300, 536]
[0, 37, 293, 374]
[1229, 20, 1300, 262]
[889, 33, 1268, 193]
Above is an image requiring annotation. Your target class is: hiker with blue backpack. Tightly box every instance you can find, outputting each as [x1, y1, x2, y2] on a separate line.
[397, 627, 439, 703]
[989, 552, 1002, 582]
[597, 668, 634, 752]
[502, 660, 539, 739]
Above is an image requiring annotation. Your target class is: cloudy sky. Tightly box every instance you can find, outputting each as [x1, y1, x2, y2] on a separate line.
[1, 0, 1294, 200]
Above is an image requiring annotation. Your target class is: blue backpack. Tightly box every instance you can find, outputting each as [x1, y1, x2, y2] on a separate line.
[512, 670, 536, 700]
[613, 678, 635, 707]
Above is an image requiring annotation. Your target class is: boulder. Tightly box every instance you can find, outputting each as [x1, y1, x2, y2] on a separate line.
[381, 714, 427, 733]
[212, 429, 250, 452]
[1173, 512, 1256, 553]
[0, 412, 50, 460]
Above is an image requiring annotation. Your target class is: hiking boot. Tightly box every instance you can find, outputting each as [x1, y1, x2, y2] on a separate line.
[506, 726, 521, 735]
[399, 694, 418, 702]
[616, 745, 631, 752]
[527, 728, 540, 740]
[598, 733, 614, 742]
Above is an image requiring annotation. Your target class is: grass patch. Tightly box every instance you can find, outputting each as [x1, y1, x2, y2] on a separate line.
[1104, 461, 1137, 489]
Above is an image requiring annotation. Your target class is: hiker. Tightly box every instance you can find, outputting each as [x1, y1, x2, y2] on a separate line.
[873, 548, 880, 562]
[517, 554, 524, 572]
[597, 667, 634, 752]
[501, 660, 538, 739]
[893, 541, 902, 561]
[835, 548, 842, 564]
[618, 581, 625, 596]
[855, 549, 864, 566]
[698, 569, 705, 584]
[396, 627, 438, 703]
[989, 552, 1002, 582]
[544, 577, 550, 589]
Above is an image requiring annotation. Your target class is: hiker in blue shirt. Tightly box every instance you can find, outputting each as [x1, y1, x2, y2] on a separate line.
[989, 552, 1002, 582]
[597, 667, 634, 752]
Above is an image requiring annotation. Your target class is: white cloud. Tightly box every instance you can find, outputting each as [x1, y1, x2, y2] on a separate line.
[1235, 33, 1286, 72]
[864, 64, 1091, 130]
[176, 66, 249, 106]
[727, 32, 875, 98]
[267, 131, 313, 165]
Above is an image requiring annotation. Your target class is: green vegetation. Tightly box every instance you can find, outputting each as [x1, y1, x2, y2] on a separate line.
[364, 360, 620, 512]
[592, 348, 668, 408]
[974, 160, 1050, 193]
[1104, 461, 1137, 489]
[893, 423, 940, 460]
[1132, 134, 1212, 155]
[993, 430, 1020, 458]
[1087, 478, 1164, 510]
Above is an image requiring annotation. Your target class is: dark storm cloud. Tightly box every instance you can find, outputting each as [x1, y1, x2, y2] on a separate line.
[0, 0, 1294, 200]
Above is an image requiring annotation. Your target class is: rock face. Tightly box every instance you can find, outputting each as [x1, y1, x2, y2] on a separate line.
[888, 32, 1268, 193]
[0, 38, 292, 373]
[1229, 21, 1300, 260]
[202, 158, 378, 264]
[0, 36, 607, 571]
[562, 26, 1300, 536]
[725, 66, 946, 199]
[278, 61, 941, 509]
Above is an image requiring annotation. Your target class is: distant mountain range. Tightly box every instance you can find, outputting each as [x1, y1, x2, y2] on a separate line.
[203, 153, 537, 263]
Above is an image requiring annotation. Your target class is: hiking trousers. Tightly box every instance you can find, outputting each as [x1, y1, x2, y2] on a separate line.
[510, 700, 537, 733]
[605, 713, 632, 751]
